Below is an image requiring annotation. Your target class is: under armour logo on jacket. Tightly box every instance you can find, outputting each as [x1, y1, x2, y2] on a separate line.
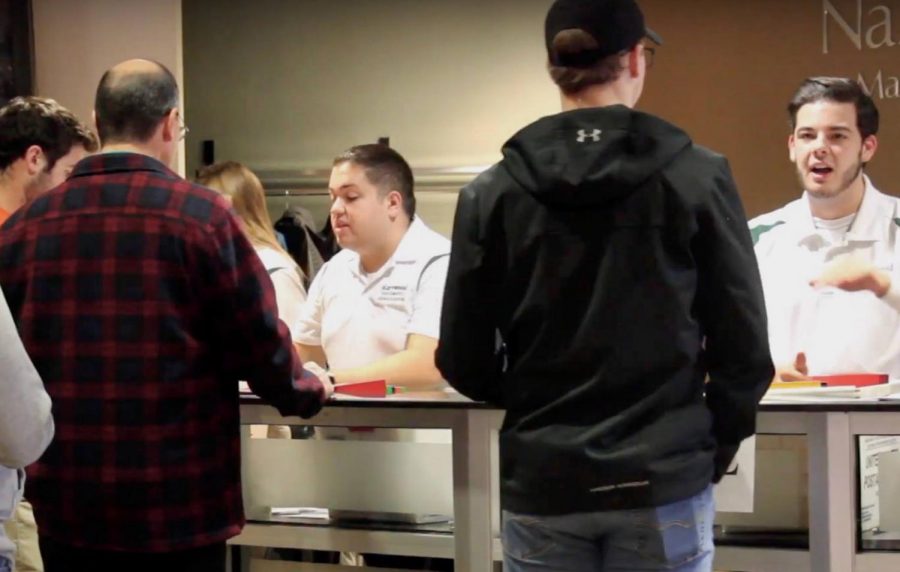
[576, 129, 602, 143]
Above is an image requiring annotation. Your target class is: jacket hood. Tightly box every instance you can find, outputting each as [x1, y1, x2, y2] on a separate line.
[500, 105, 692, 206]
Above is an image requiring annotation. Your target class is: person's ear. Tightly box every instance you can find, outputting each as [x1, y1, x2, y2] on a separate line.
[627, 44, 641, 78]
[387, 190, 403, 220]
[861, 134, 878, 163]
[23, 145, 46, 176]
[161, 108, 179, 143]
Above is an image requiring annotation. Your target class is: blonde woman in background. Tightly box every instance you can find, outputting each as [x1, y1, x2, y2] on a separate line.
[198, 161, 306, 333]
[199, 162, 308, 444]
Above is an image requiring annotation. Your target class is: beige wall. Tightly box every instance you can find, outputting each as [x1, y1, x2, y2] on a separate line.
[182, 0, 558, 180]
[184, 0, 900, 218]
[31, 0, 185, 175]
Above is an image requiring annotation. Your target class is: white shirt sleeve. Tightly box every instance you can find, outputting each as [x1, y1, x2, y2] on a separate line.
[0, 286, 54, 468]
[407, 254, 449, 341]
[270, 267, 307, 340]
[293, 263, 328, 345]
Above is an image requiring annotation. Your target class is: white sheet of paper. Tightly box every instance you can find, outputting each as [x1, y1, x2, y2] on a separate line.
[714, 436, 756, 513]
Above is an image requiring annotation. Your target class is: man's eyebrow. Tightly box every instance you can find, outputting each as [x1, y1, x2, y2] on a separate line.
[328, 183, 359, 192]
[796, 126, 852, 132]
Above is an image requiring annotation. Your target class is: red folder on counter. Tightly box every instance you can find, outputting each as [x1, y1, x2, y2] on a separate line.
[811, 373, 888, 388]
[333, 379, 388, 398]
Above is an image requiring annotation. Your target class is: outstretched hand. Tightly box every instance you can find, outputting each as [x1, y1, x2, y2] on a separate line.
[811, 257, 891, 297]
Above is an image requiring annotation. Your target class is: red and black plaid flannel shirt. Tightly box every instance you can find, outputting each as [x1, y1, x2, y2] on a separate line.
[0, 153, 325, 551]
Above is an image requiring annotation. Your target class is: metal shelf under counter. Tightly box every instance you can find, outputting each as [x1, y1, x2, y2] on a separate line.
[232, 395, 900, 572]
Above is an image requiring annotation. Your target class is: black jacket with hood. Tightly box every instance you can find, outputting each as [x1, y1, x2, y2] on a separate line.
[436, 105, 773, 515]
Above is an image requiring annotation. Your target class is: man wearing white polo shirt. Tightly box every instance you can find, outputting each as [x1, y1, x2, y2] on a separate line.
[751, 77, 900, 533]
[751, 77, 900, 380]
[294, 143, 449, 389]
[293, 144, 451, 570]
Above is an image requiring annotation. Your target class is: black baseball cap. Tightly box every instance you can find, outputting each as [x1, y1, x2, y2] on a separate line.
[545, 0, 663, 68]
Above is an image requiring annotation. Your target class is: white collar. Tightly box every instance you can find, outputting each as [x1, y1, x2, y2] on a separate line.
[791, 176, 893, 245]
[391, 217, 430, 264]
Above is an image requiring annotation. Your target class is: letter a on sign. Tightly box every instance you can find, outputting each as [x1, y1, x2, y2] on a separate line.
[576, 129, 602, 143]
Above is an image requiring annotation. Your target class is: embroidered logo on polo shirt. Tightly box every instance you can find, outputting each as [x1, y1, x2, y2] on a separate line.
[378, 284, 409, 303]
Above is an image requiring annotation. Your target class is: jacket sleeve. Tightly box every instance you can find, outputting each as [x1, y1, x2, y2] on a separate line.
[695, 158, 774, 456]
[0, 286, 54, 468]
[436, 183, 504, 404]
[201, 210, 326, 419]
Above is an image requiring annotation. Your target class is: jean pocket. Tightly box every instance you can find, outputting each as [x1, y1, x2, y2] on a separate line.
[502, 511, 556, 562]
[623, 487, 714, 569]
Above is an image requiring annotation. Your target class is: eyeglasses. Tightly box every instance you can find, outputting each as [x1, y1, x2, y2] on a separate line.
[642, 45, 656, 69]
[178, 117, 190, 142]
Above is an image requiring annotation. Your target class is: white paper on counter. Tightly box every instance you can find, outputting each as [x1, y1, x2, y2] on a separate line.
[714, 436, 756, 513]
[271, 507, 330, 519]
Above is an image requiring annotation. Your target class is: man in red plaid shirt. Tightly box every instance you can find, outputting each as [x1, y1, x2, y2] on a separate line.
[0, 59, 332, 572]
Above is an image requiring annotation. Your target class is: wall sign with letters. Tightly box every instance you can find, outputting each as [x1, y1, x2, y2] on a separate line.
[823, 0, 900, 99]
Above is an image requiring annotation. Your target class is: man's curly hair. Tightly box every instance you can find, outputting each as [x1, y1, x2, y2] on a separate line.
[0, 96, 98, 171]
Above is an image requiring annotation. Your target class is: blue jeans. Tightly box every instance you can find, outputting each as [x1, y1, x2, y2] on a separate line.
[502, 485, 714, 572]
[0, 556, 10, 572]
